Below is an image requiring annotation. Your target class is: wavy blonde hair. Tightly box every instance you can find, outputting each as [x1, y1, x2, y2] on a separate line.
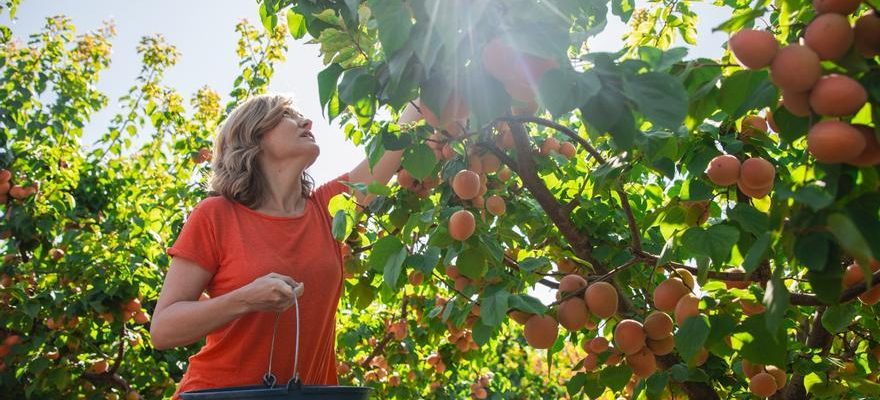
[207, 94, 314, 208]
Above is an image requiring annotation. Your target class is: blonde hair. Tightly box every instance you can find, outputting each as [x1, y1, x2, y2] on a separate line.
[207, 94, 314, 208]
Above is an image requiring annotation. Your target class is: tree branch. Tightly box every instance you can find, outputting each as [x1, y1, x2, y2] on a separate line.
[501, 116, 605, 163]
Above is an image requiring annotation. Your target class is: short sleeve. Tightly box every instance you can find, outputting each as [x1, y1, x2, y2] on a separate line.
[311, 172, 352, 212]
[167, 201, 221, 274]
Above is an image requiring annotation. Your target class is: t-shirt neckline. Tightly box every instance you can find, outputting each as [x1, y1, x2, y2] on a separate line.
[232, 197, 312, 221]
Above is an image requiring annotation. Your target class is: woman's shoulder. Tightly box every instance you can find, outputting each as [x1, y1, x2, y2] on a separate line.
[193, 195, 236, 216]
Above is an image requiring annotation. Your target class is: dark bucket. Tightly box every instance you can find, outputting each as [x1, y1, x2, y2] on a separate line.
[180, 380, 371, 400]
[180, 296, 371, 400]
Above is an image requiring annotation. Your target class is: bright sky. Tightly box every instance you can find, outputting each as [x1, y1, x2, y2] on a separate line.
[3, 0, 729, 304]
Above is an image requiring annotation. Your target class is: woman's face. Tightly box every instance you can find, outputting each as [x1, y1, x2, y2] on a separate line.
[260, 109, 320, 166]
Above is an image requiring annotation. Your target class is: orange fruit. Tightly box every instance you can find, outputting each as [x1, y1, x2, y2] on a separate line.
[523, 315, 559, 349]
[728, 29, 779, 69]
[807, 120, 866, 163]
[809, 74, 868, 117]
[770, 45, 822, 92]
[653, 278, 689, 312]
[813, 0, 861, 15]
[750, 372, 778, 397]
[644, 311, 674, 340]
[706, 155, 741, 186]
[584, 281, 618, 319]
[614, 319, 646, 355]
[847, 125, 880, 167]
[804, 13, 855, 60]
[854, 12, 880, 58]
[453, 170, 481, 200]
[449, 210, 476, 241]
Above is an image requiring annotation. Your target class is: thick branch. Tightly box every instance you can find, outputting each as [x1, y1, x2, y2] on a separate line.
[656, 355, 720, 400]
[615, 189, 642, 251]
[780, 307, 833, 400]
[501, 116, 605, 163]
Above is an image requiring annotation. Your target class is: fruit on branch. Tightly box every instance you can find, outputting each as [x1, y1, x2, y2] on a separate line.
[854, 12, 880, 57]
[486, 195, 506, 216]
[559, 142, 576, 160]
[765, 365, 788, 389]
[614, 319, 646, 355]
[807, 120, 866, 163]
[804, 13, 854, 60]
[449, 209, 476, 241]
[808, 74, 868, 117]
[508, 310, 532, 325]
[738, 157, 775, 198]
[540, 137, 560, 156]
[397, 169, 416, 190]
[653, 277, 690, 312]
[453, 169, 481, 200]
[728, 29, 779, 69]
[523, 314, 559, 349]
[843, 260, 880, 305]
[643, 311, 674, 340]
[557, 298, 589, 331]
[847, 125, 880, 167]
[812, 0, 861, 15]
[646, 335, 675, 356]
[770, 45, 822, 92]
[625, 346, 657, 378]
[584, 281, 618, 319]
[673, 294, 700, 325]
[740, 299, 766, 315]
[587, 337, 609, 353]
[743, 359, 764, 378]
[482, 37, 559, 101]
[558, 274, 587, 297]
[781, 90, 812, 116]
[740, 115, 769, 141]
[749, 371, 779, 397]
[706, 155, 741, 186]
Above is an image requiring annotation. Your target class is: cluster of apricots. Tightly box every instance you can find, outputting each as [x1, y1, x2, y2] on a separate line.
[0, 169, 38, 204]
[706, 155, 776, 199]
[843, 259, 880, 304]
[743, 360, 789, 397]
[468, 374, 491, 399]
[96, 298, 150, 326]
[728, 2, 880, 166]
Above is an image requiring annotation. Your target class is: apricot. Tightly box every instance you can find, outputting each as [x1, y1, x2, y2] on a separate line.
[582, 353, 599, 371]
[741, 299, 766, 315]
[482, 37, 558, 88]
[692, 348, 710, 366]
[559, 142, 576, 159]
[770, 45, 822, 92]
[674, 294, 700, 325]
[741, 115, 769, 138]
[397, 169, 416, 190]
[556, 258, 578, 274]
[409, 271, 424, 286]
[449, 210, 476, 241]
[740, 157, 776, 189]
[486, 195, 506, 216]
[454, 276, 470, 292]
[8, 186, 27, 199]
[0, 169, 9, 182]
[782, 90, 812, 117]
[804, 14, 855, 60]
[558, 274, 588, 295]
[813, 0, 861, 15]
[860, 286, 880, 305]
[807, 120, 866, 163]
[558, 298, 589, 331]
[88, 360, 109, 374]
[653, 278, 689, 312]
[738, 181, 772, 199]
[481, 153, 501, 174]
[124, 298, 142, 312]
[588, 337, 609, 353]
[497, 167, 512, 182]
[508, 310, 532, 325]
[750, 372, 778, 397]
[706, 155, 741, 186]
[729, 29, 779, 69]
[765, 365, 788, 389]
[614, 319, 647, 355]
[523, 315, 559, 349]
[446, 265, 462, 279]
[811, 74, 868, 117]
[646, 335, 675, 356]
[742, 359, 764, 378]
[540, 137, 560, 156]
[675, 268, 696, 290]
[585, 281, 618, 319]
[419, 93, 469, 130]
[854, 12, 880, 58]
[644, 311, 674, 340]
[626, 346, 657, 378]
[453, 170, 481, 200]
[848, 125, 880, 167]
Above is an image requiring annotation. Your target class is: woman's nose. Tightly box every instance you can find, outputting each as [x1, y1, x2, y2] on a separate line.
[301, 119, 312, 131]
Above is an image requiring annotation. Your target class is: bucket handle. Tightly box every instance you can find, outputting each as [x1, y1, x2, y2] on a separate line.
[261, 292, 301, 389]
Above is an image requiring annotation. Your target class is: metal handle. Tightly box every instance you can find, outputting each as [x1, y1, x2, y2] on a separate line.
[262, 293, 301, 388]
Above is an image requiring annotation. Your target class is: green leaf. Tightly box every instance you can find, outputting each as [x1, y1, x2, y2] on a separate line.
[369, 0, 412, 56]
[674, 314, 710, 363]
[318, 63, 344, 109]
[471, 321, 496, 346]
[599, 365, 633, 392]
[736, 314, 787, 366]
[821, 303, 858, 333]
[480, 286, 510, 327]
[518, 257, 551, 272]
[286, 9, 308, 39]
[763, 271, 789, 334]
[368, 236, 408, 290]
[680, 224, 740, 266]
[331, 210, 349, 241]
[338, 67, 377, 105]
[718, 70, 776, 119]
[401, 143, 437, 180]
[795, 232, 833, 272]
[728, 203, 768, 236]
[624, 72, 688, 130]
[795, 185, 834, 211]
[538, 69, 601, 117]
[457, 247, 487, 280]
[713, 8, 767, 33]
[566, 372, 587, 396]
[773, 104, 810, 143]
[645, 372, 669, 400]
[742, 232, 771, 274]
[828, 213, 875, 267]
[508, 294, 547, 315]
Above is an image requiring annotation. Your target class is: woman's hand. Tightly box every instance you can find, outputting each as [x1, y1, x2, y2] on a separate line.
[234, 272, 304, 313]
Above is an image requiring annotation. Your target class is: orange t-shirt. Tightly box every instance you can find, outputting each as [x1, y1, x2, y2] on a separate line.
[166, 174, 351, 399]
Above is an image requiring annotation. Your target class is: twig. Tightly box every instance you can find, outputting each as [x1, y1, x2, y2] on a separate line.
[500, 116, 605, 163]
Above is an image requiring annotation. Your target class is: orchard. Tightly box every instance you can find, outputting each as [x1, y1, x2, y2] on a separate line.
[2, 0, 880, 399]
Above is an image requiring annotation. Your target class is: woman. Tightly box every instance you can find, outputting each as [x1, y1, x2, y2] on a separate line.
[150, 94, 422, 399]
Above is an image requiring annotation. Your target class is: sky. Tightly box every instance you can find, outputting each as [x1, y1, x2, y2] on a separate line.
[2, 0, 729, 303]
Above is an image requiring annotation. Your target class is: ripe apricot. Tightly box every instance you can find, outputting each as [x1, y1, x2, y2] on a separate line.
[523, 315, 559, 349]
[508, 310, 532, 325]
[497, 167, 512, 182]
[653, 278, 689, 312]
[540, 137, 560, 156]
[449, 210, 476, 241]
[740, 157, 776, 189]
[614, 319, 647, 355]
[741, 299, 766, 315]
[854, 12, 880, 58]
[481, 153, 501, 174]
[782, 90, 812, 117]
[453, 170, 481, 200]
[88, 360, 109, 374]
[729, 30, 779, 69]
[482, 37, 558, 89]
[804, 14, 855, 60]
[558, 298, 589, 331]
[397, 169, 416, 190]
[446, 265, 462, 279]
[706, 155, 741, 186]
[674, 268, 696, 290]
[559, 274, 588, 294]
[626, 346, 657, 378]
[8, 186, 27, 199]
[848, 125, 880, 167]
[742, 359, 764, 378]
[585, 281, 618, 319]
[589, 337, 609, 353]
[810, 74, 868, 117]
[556, 258, 578, 274]
[419, 93, 469, 130]
[486, 195, 506, 216]
[409, 271, 424, 286]
[646, 335, 675, 355]
[740, 115, 768, 142]
[807, 120, 866, 163]
[0, 169, 9, 182]
[559, 142, 576, 159]
[134, 310, 150, 324]
[582, 353, 599, 371]
[674, 294, 700, 325]
[738, 181, 772, 199]
[750, 372, 778, 397]
[644, 311, 674, 340]
[692, 347, 710, 366]
[813, 0, 861, 15]
[765, 365, 788, 389]
[770, 45, 822, 93]
[124, 298, 141, 312]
